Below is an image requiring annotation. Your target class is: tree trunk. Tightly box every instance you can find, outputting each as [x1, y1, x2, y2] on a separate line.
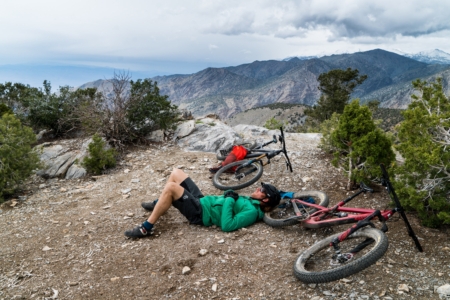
[347, 146, 356, 190]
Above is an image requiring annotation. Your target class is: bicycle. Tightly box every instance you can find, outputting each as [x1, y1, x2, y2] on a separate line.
[284, 164, 423, 283]
[215, 134, 278, 161]
[212, 127, 293, 191]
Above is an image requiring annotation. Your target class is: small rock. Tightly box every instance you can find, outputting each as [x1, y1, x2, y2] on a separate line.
[212, 283, 218, 292]
[217, 239, 225, 244]
[110, 277, 120, 282]
[302, 177, 312, 183]
[68, 282, 78, 286]
[121, 188, 132, 194]
[124, 169, 130, 173]
[127, 213, 134, 217]
[199, 249, 208, 256]
[437, 284, 450, 298]
[398, 284, 409, 292]
[131, 179, 140, 183]
[340, 278, 353, 283]
[42, 246, 52, 251]
[182, 266, 191, 275]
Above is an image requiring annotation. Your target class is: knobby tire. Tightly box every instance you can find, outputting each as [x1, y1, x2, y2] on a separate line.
[293, 227, 388, 283]
[212, 160, 263, 190]
[263, 191, 330, 227]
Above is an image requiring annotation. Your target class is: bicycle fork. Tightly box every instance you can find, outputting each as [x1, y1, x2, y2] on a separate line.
[330, 210, 388, 263]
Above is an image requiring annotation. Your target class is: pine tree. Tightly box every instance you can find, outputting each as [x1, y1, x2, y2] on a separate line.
[306, 68, 367, 123]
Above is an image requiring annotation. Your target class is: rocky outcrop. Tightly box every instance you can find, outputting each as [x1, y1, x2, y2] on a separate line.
[35, 138, 92, 180]
[175, 118, 250, 153]
[34, 118, 274, 179]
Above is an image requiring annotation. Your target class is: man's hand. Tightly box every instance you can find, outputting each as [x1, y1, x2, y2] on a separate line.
[224, 190, 239, 201]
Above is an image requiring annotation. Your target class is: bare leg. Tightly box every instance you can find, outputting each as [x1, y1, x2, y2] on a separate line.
[125, 169, 192, 238]
[147, 175, 186, 224]
[166, 168, 189, 185]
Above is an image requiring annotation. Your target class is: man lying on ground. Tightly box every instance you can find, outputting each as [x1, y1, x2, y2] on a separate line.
[124, 168, 280, 238]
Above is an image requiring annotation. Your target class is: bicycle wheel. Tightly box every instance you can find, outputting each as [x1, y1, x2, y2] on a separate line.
[263, 191, 329, 227]
[293, 227, 388, 283]
[216, 141, 257, 161]
[212, 160, 263, 190]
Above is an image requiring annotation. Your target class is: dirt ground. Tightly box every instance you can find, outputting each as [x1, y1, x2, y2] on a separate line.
[1, 134, 450, 300]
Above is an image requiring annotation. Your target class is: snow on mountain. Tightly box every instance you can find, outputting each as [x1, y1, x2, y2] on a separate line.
[401, 49, 450, 65]
[282, 55, 319, 61]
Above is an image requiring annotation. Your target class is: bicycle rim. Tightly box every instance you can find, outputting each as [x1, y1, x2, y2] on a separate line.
[263, 191, 329, 227]
[293, 227, 388, 283]
[212, 160, 263, 190]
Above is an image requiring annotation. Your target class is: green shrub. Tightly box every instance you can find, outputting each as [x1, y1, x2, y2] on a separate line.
[82, 134, 117, 175]
[0, 113, 41, 201]
[78, 73, 178, 149]
[319, 112, 340, 152]
[264, 117, 285, 130]
[330, 100, 395, 189]
[394, 78, 450, 227]
[0, 103, 13, 116]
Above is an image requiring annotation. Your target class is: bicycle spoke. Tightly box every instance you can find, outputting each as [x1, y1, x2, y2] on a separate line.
[213, 160, 263, 190]
[303, 236, 375, 274]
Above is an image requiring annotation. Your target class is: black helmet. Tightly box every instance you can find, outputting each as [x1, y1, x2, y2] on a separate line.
[261, 182, 280, 207]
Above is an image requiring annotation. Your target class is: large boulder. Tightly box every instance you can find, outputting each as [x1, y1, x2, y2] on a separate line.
[35, 138, 92, 179]
[175, 118, 242, 153]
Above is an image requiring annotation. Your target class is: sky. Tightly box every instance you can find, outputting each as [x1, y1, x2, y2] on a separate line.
[1, 0, 450, 88]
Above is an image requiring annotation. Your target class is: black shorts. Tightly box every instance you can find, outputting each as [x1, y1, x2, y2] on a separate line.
[172, 177, 204, 225]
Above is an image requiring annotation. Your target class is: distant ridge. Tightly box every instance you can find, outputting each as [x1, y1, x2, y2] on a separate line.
[80, 49, 450, 118]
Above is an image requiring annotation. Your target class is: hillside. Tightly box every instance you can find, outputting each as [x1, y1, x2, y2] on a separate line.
[226, 103, 307, 130]
[1, 127, 448, 299]
[79, 49, 450, 119]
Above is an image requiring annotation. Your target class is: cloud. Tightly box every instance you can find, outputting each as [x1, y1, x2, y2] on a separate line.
[203, 0, 450, 40]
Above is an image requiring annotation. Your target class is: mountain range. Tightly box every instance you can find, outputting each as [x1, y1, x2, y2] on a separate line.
[80, 49, 450, 118]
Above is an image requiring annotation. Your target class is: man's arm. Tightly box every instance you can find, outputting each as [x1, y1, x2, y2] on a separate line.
[220, 197, 259, 232]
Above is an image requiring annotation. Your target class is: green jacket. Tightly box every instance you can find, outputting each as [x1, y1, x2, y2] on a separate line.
[200, 195, 264, 232]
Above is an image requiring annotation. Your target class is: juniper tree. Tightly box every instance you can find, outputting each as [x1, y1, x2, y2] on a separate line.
[0, 113, 41, 201]
[394, 78, 450, 227]
[330, 99, 394, 190]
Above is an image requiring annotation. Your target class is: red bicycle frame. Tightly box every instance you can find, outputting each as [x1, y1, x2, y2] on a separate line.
[285, 182, 394, 229]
